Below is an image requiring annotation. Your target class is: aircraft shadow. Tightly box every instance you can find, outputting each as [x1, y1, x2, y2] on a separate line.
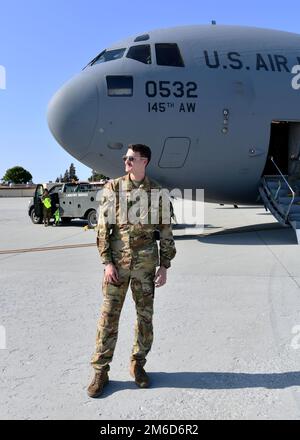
[97, 371, 300, 397]
[216, 206, 264, 210]
[174, 223, 297, 245]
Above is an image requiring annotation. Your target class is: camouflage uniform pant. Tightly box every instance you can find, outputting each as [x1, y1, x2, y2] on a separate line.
[91, 265, 156, 372]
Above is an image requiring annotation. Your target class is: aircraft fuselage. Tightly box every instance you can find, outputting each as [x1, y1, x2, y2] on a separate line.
[47, 25, 300, 204]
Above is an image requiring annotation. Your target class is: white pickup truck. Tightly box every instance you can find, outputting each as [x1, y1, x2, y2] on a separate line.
[28, 181, 104, 227]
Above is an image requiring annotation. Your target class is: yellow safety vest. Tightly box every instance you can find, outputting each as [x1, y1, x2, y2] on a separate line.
[43, 197, 51, 209]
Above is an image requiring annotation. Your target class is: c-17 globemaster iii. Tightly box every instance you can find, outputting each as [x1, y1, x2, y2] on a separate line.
[47, 24, 300, 241]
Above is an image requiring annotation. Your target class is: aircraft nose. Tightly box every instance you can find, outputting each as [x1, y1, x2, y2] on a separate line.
[47, 73, 98, 159]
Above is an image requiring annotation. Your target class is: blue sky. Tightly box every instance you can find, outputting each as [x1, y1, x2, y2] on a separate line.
[0, 0, 300, 183]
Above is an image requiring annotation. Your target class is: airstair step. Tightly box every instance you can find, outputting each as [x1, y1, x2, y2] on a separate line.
[278, 197, 300, 205]
[262, 175, 300, 243]
[287, 205, 300, 214]
[266, 181, 288, 189]
[288, 214, 300, 222]
[268, 188, 292, 198]
[274, 204, 300, 217]
[264, 175, 288, 181]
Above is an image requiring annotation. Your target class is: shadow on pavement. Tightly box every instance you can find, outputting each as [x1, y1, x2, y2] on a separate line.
[98, 371, 300, 397]
[174, 223, 297, 245]
[148, 371, 300, 389]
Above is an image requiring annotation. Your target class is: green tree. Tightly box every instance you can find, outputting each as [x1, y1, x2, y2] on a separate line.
[63, 169, 69, 182]
[88, 170, 108, 182]
[55, 174, 63, 183]
[69, 163, 78, 181]
[2, 166, 32, 184]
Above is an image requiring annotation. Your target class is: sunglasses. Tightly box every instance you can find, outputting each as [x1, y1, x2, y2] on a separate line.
[122, 155, 147, 162]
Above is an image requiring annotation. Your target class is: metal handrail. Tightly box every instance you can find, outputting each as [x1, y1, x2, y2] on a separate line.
[274, 179, 282, 200]
[270, 156, 295, 221]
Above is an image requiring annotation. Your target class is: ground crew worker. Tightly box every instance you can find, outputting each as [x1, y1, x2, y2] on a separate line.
[289, 152, 300, 194]
[87, 144, 176, 398]
[53, 208, 61, 226]
[41, 189, 52, 227]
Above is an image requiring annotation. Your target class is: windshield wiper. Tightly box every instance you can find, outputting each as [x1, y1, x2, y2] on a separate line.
[82, 50, 106, 70]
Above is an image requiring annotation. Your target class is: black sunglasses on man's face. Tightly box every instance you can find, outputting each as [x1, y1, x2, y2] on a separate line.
[122, 155, 146, 162]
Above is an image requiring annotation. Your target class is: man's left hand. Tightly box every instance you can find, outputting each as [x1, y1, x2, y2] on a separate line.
[154, 266, 167, 288]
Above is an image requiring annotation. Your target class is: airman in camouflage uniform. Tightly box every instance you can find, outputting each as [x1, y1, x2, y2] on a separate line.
[88, 144, 176, 397]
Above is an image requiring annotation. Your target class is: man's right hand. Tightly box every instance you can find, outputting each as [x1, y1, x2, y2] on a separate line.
[104, 263, 119, 284]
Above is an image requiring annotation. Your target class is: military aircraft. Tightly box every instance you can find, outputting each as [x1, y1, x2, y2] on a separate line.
[47, 24, 300, 237]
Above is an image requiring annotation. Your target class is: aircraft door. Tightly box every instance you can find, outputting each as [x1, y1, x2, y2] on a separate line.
[158, 137, 191, 168]
[265, 122, 300, 176]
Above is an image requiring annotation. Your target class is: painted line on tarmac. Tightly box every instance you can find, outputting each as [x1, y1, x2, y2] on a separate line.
[0, 243, 96, 255]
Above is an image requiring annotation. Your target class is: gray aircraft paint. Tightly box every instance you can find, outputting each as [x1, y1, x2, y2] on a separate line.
[47, 24, 300, 204]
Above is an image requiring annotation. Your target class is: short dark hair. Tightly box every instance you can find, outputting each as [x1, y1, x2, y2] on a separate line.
[128, 144, 151, 165]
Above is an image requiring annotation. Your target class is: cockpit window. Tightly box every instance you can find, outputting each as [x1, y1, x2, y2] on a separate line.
[126, 45, 151, 64]
[88, 48, 126, 67]
[134, 34, 150, 42]
[155, 44, 184, 67]
[106, 76, 133, 97]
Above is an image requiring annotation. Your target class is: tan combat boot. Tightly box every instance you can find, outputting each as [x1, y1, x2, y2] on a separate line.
[130, 361, 150, 388]
[87, 370, 109, 398]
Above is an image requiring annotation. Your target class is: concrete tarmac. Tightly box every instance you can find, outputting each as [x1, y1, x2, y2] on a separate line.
[1, 198, 300, 420]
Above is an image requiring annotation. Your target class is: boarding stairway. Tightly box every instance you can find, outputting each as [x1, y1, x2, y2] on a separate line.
[259, 157, 300, 243]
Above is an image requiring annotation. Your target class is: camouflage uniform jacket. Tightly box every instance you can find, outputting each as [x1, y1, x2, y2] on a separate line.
[96, 174, 176, 269]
